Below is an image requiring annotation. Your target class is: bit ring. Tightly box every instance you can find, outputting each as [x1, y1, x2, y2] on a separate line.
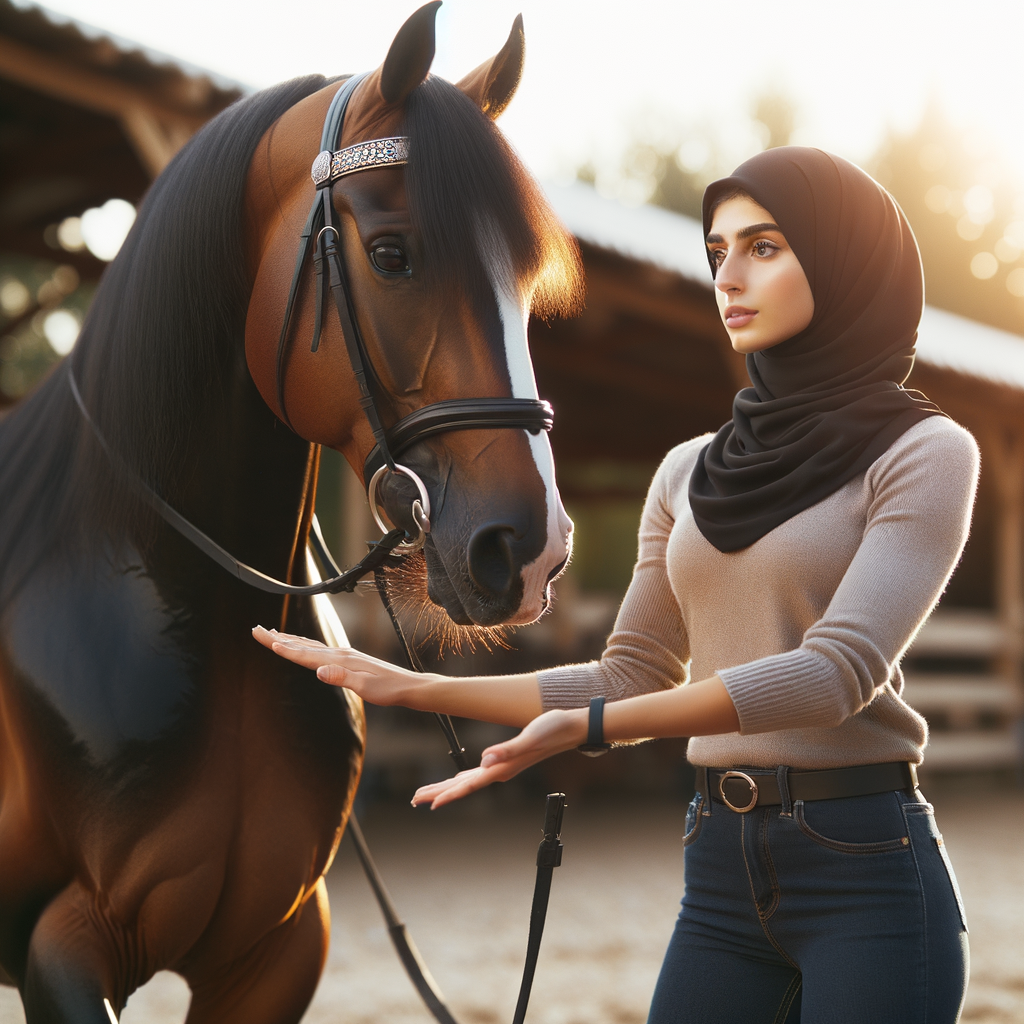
[367, 463, 432, 554]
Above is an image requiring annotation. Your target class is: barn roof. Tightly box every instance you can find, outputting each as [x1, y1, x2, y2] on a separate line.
[0, 0, 248, 104]
[544, 181, 1024, 393]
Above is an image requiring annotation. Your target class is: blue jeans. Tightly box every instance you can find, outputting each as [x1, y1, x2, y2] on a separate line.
[648, 776, 969, 1024]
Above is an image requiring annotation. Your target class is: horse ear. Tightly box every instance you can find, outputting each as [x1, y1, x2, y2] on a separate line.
[379, 1, 442, 105]
[456, 14, 525, 120]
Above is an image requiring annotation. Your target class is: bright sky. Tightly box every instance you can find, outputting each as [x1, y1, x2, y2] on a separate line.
[35, 0, 1024, 190]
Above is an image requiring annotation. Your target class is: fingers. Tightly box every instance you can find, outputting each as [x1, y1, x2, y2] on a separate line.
[252, 626, 350, 672]
[411, 767, 500, 809]
[252, 626, 328, 651]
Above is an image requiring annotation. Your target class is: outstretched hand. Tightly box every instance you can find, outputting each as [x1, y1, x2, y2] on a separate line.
[253, 624, 584, 809]
[411, 707, 586, 810]
[251, 625, 419, 706]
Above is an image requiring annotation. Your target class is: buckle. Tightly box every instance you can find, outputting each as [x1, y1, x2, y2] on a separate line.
[719, 770, 759, 813]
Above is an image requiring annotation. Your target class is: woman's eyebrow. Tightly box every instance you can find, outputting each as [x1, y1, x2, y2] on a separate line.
[705, 222, 783, 245]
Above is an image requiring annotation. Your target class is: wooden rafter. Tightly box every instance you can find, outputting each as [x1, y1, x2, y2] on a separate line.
[0, 34, 203, 176]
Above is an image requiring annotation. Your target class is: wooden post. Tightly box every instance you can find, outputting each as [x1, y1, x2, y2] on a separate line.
[987, 424, 1024, 688]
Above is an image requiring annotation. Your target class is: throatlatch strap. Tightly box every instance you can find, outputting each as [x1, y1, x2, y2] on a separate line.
[320, 189, 397, 471]
[275, 74, 363, 426]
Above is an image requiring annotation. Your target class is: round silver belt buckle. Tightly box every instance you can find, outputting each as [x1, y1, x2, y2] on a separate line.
[720, 770, 759, 813]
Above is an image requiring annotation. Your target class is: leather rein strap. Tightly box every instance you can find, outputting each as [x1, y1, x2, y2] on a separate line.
[67, 366, 405, 596]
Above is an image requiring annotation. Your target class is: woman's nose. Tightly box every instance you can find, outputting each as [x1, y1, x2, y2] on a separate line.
[715, 252, 743, 293]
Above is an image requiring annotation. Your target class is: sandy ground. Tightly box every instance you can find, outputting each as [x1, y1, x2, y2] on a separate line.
[1, 788, 1021, 1024]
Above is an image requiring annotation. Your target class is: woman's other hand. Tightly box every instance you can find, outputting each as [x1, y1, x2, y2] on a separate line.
[411, 707, 587, 809]
[251, 625, 418, 706]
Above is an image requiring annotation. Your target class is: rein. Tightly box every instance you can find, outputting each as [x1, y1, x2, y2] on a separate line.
[67, 73, 568, 1024]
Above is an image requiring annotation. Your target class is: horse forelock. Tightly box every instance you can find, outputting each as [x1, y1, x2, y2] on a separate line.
[401, 76, 583, 319]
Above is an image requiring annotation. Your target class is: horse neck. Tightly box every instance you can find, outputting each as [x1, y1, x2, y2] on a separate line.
[162, 351, 317, 587]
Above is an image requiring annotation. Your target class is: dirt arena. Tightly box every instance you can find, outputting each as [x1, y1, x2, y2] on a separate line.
[1, 787, 1021, 1024]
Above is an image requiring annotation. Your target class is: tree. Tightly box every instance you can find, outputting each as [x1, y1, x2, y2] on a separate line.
[869, 101, 1024, 334]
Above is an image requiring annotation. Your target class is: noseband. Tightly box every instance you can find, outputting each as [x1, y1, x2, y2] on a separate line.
[275, 73, 553, 554]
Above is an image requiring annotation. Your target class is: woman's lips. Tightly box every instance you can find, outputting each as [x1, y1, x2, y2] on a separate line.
[725, 306, 758, 328]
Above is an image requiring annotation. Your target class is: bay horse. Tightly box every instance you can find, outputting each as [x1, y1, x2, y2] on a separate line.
[0, 4, 581, 1020]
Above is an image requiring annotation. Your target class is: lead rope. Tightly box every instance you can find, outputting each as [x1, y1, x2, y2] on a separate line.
[342, 560, 565, 1024]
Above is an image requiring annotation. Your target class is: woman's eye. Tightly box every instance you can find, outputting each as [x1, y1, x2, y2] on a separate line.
[710, 248, 726, 265]
[370, 244, 410, 275]
[753, 241, 777, 258]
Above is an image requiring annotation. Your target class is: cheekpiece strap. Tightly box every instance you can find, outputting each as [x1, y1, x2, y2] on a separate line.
[311, 137, 410, 187]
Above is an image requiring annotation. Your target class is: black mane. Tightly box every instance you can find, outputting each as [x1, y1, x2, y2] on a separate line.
[0, 76, 328, 600]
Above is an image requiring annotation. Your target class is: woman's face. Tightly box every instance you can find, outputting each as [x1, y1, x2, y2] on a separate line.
[707, 195, 814, 354]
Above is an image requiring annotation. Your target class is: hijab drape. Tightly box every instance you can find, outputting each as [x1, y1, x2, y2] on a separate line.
[687, 147, 944, 552]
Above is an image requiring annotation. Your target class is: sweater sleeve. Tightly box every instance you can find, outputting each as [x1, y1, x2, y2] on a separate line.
[538, 448, 693, 710]
[717, 420, 980, 734]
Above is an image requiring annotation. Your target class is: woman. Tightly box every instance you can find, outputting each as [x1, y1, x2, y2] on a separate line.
[255, 147, 976, 1023]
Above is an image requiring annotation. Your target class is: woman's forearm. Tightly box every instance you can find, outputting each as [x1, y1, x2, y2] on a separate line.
[400, 672, 543, 727]
[602, 675, 739, 741]
[404, 672, 737, 739]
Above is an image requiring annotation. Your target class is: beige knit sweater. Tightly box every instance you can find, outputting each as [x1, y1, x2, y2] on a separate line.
[539, 417, 980, 769]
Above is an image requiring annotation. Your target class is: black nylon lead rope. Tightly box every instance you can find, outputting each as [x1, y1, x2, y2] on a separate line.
[373, 564, 470, 772]
[366, 561, 566, 1024]
[513, 793, 567, 1024]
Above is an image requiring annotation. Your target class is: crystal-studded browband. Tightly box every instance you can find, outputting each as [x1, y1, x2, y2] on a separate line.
[310, 136, 410, 187]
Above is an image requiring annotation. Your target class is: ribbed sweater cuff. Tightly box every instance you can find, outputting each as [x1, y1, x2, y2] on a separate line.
[537, 664, 602, 711]
[717, 649, 844, 735]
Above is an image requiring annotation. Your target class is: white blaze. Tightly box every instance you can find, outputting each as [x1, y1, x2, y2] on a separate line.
[492, 276, 572, 621]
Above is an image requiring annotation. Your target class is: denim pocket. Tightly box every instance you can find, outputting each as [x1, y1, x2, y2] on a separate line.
[682, 794, 704, 847]
[794, 798, 911, 855]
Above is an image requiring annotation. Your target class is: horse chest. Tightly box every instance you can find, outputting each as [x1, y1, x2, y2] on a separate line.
[0, 551, 360, 943]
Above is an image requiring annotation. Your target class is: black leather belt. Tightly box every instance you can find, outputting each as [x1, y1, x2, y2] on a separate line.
[696, 762, 919, 814]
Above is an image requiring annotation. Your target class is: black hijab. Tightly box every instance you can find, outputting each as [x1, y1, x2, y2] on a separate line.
[687, 147, 944, 552]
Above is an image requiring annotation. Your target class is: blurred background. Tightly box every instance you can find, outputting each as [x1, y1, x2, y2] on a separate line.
[0, 1, 1022, 1021]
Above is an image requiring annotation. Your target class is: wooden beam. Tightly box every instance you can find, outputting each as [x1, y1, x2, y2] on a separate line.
[536, 343, 733, 417]
[583, 265, 750, 391]
[119, 105, 180, 178]
[981, 424, 1024, 718]
[0, 35, 202, 176]
[985, 425, 1024, 688]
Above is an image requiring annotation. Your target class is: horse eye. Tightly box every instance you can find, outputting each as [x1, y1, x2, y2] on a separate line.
[371, 244, 410, 275]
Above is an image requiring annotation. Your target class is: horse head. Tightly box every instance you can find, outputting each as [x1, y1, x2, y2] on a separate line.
[244, 3, 582, 628]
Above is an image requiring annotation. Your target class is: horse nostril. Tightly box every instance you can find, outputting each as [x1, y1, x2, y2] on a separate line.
[467, 523, 517, 598]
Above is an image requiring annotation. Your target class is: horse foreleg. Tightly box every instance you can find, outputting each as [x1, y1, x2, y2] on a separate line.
[22, 885, 133, 1024]
[184, 878, 329, 1024]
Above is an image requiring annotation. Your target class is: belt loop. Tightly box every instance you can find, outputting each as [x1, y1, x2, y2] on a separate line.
[695, 766, 712, 817]
[776, 764, 792, 817]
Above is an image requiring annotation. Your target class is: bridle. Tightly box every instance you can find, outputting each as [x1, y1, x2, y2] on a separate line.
[69, 72, 555, 600]
[274, 73, 554, 557]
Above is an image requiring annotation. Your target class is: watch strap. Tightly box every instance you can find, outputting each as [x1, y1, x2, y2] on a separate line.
[577, 696, 612, 757]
